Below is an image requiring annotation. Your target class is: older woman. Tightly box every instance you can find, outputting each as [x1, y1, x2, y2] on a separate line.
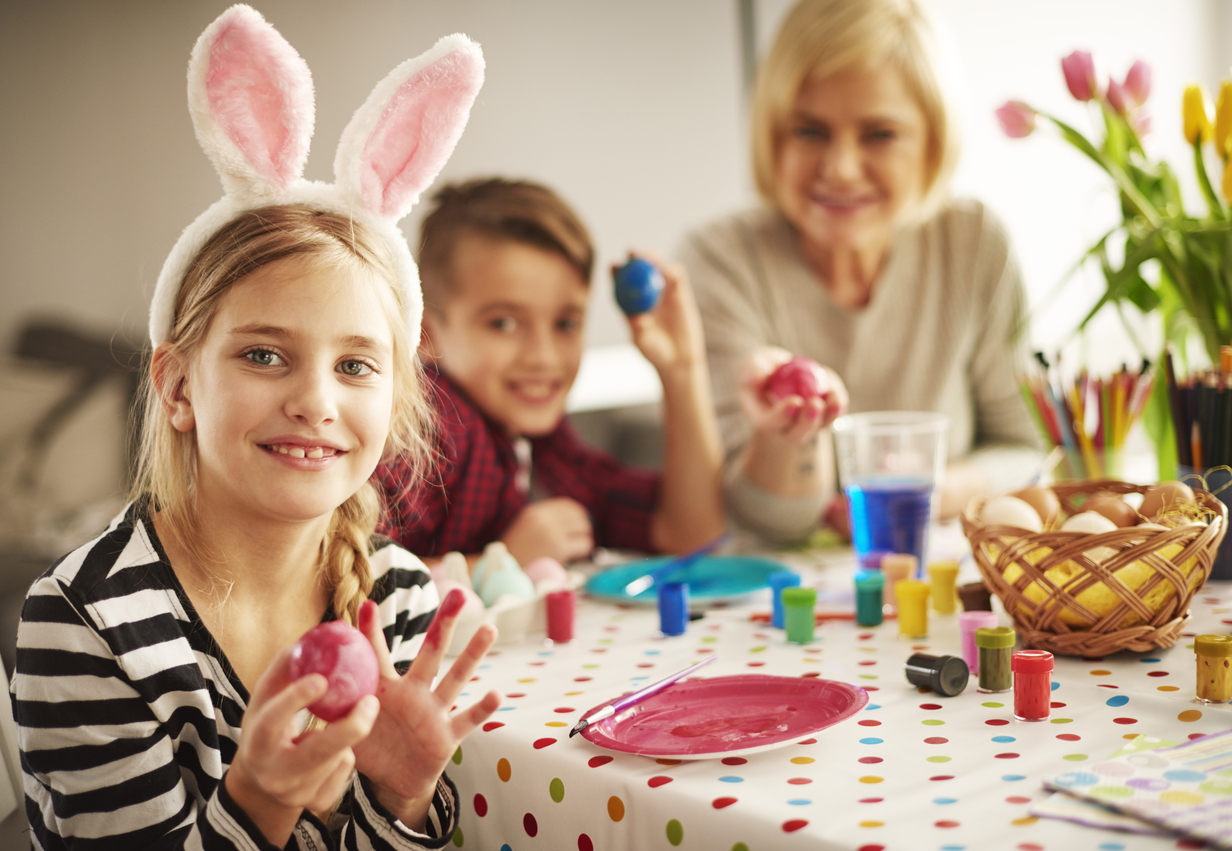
[680, 0, 1040, 543]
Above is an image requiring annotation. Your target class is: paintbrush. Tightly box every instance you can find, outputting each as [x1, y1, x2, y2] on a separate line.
[569, 655, 716, 738]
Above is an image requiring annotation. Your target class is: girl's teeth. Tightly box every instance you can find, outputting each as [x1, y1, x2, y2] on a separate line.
[270, 444, 333, 458]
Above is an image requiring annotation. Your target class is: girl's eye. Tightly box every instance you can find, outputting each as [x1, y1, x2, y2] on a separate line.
[489, 317, 517, 332]
[865, 128, 897, 143]
[338, 360, 373, 377]
[557, 317, 583, 333]
[792, 124, 827, 142]
[246, 349, 284, 367]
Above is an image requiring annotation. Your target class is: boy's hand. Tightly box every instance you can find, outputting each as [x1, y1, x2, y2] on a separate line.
[622, 254, 705, 382]
[226, 646, 380, 843]
[353, 597, 500, 831]
[739, 347, 847, 445]
[501, 497, 594, 564]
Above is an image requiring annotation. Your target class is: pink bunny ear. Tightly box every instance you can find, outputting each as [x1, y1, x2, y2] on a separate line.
[188, 4, 314, 198]
[335, 34, 484, 221]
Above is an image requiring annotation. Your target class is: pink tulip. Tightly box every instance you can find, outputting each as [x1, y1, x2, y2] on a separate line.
[1106, 78, 1128, 115]
[995, 100, 1037, 138]
[1061, 50, 1097, 101]
[1123, 59, 1151, 106]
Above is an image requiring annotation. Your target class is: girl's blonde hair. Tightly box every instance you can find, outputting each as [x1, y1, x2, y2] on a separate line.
[750, 0, 960, 220]
[133, 204, 434, 624]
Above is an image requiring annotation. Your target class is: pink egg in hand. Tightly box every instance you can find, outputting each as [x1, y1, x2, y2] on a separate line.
[523, 556, 568, 588]
[763, 356, 829, 402]
[289, 621, 380, 722]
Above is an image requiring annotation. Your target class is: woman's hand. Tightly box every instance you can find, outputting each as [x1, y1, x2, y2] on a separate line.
[623, 254, 706, 384]
[226, 647, 380, 845]
[739, 347, 847, 444]
[353, 594, 501, 831]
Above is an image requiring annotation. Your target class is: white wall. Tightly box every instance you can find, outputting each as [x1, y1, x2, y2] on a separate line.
[0, 0, 749, 352]
[3, 0, 1227, 375]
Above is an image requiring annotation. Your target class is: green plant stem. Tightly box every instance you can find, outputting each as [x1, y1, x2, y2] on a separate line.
[1193, 138, 1226, 220]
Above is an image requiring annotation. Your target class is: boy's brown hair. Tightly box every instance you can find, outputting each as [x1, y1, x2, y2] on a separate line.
[417, 177, 594, 311]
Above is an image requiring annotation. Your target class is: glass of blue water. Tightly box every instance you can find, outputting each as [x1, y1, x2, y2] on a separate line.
[833, 412, 949, 576]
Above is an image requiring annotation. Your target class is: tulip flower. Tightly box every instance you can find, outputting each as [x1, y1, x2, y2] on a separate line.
[1223, 158, 1232, 202]
[1106, 79, 1128, 116]
[1183, 84, 1213, 144]
[995, 100, 1036, 138]
[1123, 60, 1152, 106]
[1061, 50, 1097, 101]
[1216, 80, 1232, 158]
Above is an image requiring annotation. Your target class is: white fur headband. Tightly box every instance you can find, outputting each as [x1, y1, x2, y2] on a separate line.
[149, 4, 484, 345]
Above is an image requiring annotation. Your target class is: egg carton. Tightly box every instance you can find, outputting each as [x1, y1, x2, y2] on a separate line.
[446, 570, 586, 656]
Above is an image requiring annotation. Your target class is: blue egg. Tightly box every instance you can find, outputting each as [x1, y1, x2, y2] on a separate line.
[614, 258, 664, 315]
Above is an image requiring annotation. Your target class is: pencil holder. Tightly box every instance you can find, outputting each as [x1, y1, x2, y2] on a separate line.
[1049, 446, 1125, 482]
[962, 480, 1226, 656]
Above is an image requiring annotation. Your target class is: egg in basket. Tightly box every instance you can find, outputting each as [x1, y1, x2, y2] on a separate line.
[960, 479, 1227, 655]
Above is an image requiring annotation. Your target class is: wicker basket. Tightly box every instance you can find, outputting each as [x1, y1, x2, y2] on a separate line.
[961, 481, 1227, 655]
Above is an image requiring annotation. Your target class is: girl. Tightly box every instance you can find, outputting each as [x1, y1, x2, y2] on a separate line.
[12, 7, 495, 849]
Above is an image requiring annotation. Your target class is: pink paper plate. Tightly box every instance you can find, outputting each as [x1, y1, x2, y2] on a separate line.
[579, 674, 868, 759]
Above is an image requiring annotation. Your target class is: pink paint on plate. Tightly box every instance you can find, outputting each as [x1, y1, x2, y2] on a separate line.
[579, 674, 868, 759]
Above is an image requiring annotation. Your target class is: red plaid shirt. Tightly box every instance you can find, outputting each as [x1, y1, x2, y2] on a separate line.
[376, 367, 660, 558]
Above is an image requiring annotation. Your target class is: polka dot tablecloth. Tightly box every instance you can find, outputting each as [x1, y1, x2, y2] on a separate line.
[446, 552, 1232, 851]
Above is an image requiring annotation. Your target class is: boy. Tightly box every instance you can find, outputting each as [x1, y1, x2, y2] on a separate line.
[376, 178, 726, 565]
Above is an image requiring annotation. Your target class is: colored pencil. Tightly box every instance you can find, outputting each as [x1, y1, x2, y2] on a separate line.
[1020, 355, 1154, 479]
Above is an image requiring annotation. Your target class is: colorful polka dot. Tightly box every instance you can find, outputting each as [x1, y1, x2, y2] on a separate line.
[790, 757, 816, 765]
[473, 793, 488, 817]
[1106, 695, 1129, 706]
[712, 797, 737, 809]
[1179, 709, 1204, 722]
[550, 778, 565, 802]
[608, 796, 625, 821]
[719, 776, 744, 783]
[648, 776, 673, 788]
[860, 737, 885, 745]
[588, 756, 612, 768]
[666, 819, 684, 845]
[782, 819, 809, 832]
[497, 758, 511, 782]
[524, 813, 538, 836]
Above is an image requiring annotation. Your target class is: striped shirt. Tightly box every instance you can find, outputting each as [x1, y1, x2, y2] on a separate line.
[13, 499, 458, 851]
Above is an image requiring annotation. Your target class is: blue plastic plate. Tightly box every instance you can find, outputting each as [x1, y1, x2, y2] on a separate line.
[584, 554, 785, 604]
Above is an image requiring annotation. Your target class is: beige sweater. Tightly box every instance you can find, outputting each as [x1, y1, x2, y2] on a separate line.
[679, 199, 1042, 541]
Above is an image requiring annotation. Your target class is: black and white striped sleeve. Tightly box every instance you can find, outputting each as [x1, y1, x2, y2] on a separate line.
[14, 572, 276, 851]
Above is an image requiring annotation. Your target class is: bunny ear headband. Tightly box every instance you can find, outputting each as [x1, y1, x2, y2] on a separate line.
[149, 4, 484, 346]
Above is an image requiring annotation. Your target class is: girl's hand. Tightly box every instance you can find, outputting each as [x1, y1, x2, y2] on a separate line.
[353, 594, 501, 831]
[226, 647, 380, 844]
[623, 254, 705, 382]
[739, 347, 847, 444]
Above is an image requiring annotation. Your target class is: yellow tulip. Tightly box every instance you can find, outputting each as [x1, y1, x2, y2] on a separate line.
[1216, 80, 1232, 157]
[1223, 157, 1232, 202]
[1184, 84, 1213, 143]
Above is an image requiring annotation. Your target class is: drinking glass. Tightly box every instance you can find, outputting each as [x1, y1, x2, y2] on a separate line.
[833, 411, 949, 575]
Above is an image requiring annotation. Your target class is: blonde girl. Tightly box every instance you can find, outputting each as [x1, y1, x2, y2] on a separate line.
[13, 8, 496, 849]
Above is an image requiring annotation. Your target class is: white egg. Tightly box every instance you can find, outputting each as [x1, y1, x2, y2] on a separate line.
[1061, 511, 1119, 534]
[980, 495, 1044, 532]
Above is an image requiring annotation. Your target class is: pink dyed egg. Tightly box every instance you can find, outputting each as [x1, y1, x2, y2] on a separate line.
[764, 357, 828, 402]
[523, 557, 568, 588]
[289, 621, 379, 722]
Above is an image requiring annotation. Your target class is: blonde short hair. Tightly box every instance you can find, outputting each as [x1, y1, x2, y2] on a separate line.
[751, 0, 960, 219]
